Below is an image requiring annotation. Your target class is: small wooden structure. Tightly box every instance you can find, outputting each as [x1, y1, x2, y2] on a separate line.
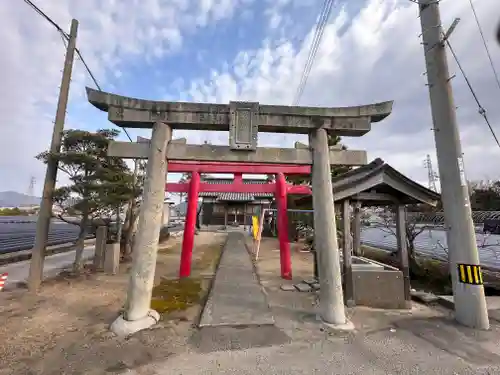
[297, 158, 441, 309]
[198, 177, 274, 227]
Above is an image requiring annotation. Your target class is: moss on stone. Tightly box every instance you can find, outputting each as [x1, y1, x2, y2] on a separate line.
[150, 278, 202, 314]
[150, 240, 224, 315]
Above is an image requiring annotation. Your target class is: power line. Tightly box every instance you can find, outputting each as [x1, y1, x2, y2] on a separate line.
[467, 0, 500, 94]
[22, 0, 133, 142]
[23, 0, 65, 34]
[445, 39, 500, 148]
[293, 0, 336, 105]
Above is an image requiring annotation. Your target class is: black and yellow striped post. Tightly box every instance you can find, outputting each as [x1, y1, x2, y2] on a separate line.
[457, 264, 483, 285]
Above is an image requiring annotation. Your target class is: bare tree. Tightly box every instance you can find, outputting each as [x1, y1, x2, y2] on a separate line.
[371, 207, 436, 267]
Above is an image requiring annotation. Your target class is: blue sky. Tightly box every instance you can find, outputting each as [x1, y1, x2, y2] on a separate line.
[1, 0, 500, 195]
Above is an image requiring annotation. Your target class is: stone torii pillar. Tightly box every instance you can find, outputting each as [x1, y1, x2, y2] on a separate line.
[310, 127, 349, 327]
[110, 122, 171, 336]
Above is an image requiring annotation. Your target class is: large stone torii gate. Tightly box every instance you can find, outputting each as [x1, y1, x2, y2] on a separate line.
[86, 87, 393, 335]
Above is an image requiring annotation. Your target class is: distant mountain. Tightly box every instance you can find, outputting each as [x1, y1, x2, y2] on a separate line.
[0, 191, 41, 207]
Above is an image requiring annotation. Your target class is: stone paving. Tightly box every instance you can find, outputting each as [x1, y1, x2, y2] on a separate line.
[198, 231, 275, 327]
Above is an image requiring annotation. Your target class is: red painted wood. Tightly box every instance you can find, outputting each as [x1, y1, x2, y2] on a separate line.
[179, 171, 200, 278]
[166, 182, 312, 195]
[167, 161, 311, 174]
[276, 173, 292, 280]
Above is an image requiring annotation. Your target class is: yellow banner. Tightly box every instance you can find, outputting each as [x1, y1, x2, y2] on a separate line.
[252, 216, 259, 239]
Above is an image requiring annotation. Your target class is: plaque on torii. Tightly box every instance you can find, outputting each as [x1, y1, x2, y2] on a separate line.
[85, 86, 394, 335]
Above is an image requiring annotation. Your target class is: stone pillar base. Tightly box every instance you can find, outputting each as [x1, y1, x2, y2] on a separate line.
[320, 317, 356, 332]
[110, 309, 160, 337]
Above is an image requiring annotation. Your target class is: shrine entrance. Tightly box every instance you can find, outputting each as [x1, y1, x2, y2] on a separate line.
[166, 160, 313, 279]
[86, 86, 393, 334]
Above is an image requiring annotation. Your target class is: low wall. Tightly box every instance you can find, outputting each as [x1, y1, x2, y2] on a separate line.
[351, 257, 407, 309]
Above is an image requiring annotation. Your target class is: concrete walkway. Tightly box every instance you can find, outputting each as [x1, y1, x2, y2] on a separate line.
[199, 232, 275, 327]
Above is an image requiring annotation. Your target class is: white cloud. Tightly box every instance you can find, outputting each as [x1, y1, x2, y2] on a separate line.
[180, 0, 500, 187]
[0, 0, 253, 193]
[2, 0, 500, 195]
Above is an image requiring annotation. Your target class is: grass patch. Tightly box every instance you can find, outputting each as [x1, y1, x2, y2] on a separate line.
[150, 240, 225, 315]
[150, 278, 202, 314]
[192, 242, 224, 273]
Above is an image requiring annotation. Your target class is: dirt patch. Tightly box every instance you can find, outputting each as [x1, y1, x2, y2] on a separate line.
[0, 232, 226, 375]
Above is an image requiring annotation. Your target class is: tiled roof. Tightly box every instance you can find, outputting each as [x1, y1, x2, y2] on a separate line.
[199, 177, 275, 199]
[203, 178, 269, 184]
[216, 193, 255, 201]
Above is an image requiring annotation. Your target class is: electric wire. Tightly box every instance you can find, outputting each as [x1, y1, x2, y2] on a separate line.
[293, 0, 336, 105]
[22, 0, 133, 142]
[446, 39, 500, 148]
[467, 0, 500, 94]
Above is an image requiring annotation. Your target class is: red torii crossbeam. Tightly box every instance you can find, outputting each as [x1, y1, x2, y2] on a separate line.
[168, 161, 311, 175]
[170, 162, 312, 280]
[166, 182, 312, 195]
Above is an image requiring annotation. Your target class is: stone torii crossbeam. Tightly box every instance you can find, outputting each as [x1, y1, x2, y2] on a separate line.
[85, 87, 393, 336]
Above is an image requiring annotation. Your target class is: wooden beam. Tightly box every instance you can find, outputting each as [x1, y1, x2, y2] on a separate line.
[168, 161, 311, 174]
[108, 141, 367, 166]
[354, 192, 399, 202]
[166, 182, 311, 195]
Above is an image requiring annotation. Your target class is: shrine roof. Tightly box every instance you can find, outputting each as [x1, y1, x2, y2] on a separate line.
[297, 158, 441, 206]
[199, 177, 274, 200]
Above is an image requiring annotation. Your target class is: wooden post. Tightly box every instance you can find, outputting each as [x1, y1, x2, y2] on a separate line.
[352, 201, 362, 256]
[342, 199, 354, 307]
[28, 19, 79, 291]
[276, 173, 292, 279]
[395, 204, 411, 309]
[179, 171, 200, 278]
[93, 226, 107, 270]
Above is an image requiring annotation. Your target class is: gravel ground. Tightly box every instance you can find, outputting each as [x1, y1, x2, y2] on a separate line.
[0, 232, 226, 375]
[131, 237, 500, 375]
[3, 234, 500, 375]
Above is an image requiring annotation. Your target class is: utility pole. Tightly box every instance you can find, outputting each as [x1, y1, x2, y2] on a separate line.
[28, 19, 78, 291]
[418, 0, 489, 329]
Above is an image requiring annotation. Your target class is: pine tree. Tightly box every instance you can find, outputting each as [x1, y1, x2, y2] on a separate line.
[36, 129, 135, 272]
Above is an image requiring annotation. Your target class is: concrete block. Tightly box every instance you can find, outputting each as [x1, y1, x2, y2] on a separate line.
[303, 279, 318, 285]
[280, 284, 296, 291]
[411, 290, 439, 304]
[294, 283, 312, 292]
[104, 242, 120, 275]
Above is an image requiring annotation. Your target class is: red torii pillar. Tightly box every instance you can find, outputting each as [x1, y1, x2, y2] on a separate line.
[179, 171, 200, 278]
[276, 172, 292, 279]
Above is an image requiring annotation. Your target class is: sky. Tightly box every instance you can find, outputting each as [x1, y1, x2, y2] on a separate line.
[1, 0, 500, 197]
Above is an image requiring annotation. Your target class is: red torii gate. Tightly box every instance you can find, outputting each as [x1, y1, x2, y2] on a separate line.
[166, 161, 312, 280]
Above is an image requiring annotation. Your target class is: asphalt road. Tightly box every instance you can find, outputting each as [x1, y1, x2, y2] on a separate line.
[0, 246, 95, 287]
